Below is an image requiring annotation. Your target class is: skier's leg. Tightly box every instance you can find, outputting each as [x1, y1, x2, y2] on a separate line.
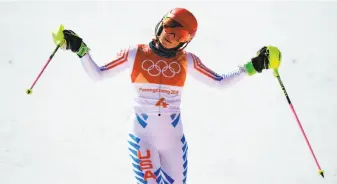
[156, 113, 189, 184]
[158, 134, 188, 184]
[127, 113, 161, 184]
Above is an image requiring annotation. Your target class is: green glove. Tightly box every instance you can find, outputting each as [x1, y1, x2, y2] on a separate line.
[244, 45, 282, 76]
[52, 25, 89, 58]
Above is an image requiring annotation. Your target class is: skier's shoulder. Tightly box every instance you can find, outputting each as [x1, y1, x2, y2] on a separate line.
[116, 44, 138, 54]
[135, 43, 152, 53]
[111, 44, 139, 59]
[183, 50, 201, 63]
[114, 43, 150, 55]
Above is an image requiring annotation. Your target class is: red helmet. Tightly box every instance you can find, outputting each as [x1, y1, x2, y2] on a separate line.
[155, 8, 198, 47]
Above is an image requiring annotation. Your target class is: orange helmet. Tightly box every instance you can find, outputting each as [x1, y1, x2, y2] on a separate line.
[155, 8, 198, 49]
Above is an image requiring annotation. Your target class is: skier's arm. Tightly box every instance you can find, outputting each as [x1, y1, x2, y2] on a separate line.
[186, 53, 247, 89]
[80, 47, 137, 81]
[58, 29, 137, 81]
[186, 46, 282, 89]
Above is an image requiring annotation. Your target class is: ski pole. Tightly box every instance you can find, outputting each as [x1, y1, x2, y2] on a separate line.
[273, 68, 324, 178]
[26, 44, 62, 95]
[26, 24, 65, 95]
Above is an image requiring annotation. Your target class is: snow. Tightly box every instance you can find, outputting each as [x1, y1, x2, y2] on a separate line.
[1, 1, 337, 183]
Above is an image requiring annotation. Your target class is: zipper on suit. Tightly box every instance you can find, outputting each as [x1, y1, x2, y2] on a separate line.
[158, 72, 162, 116]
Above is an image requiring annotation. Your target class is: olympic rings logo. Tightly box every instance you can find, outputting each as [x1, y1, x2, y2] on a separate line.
[141, 59, 181, 78]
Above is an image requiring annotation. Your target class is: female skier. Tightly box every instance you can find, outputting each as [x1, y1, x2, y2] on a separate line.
[54, 7, 281, 184]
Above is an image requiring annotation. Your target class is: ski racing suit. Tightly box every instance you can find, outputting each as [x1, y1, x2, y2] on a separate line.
[79, 44, 248, 184]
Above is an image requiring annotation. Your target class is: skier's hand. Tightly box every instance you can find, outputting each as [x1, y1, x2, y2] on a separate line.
[62, 30, 90, 58]
[244, 46, 282, 76]
[52, 26, 89, 58]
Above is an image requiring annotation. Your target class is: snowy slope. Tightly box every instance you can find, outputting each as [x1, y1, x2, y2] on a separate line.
[1, 1, 336, 184]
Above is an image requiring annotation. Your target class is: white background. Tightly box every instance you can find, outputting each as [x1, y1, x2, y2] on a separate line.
[1, 1, 337, 183]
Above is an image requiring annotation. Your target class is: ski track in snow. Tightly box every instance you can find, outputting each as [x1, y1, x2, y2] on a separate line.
[1, 1, 337, 184]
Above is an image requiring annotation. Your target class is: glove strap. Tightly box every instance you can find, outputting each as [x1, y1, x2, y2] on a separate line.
[76, 42, 90, 58]
[244, 61, 257, 76]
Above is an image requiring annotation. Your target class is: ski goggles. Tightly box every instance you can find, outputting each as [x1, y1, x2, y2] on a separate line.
[162, 17, 191, 43]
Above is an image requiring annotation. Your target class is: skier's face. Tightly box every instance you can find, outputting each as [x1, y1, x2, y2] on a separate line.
[158, 30, 181, 49]
[158, 17, 191, 49]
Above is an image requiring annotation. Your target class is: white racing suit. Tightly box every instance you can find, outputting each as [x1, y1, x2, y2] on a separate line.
[80, 44, 248, 183]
